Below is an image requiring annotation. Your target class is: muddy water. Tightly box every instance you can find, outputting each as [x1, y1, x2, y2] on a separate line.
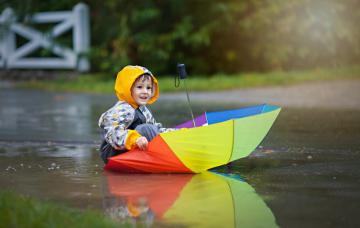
[1, 88, 360, 227]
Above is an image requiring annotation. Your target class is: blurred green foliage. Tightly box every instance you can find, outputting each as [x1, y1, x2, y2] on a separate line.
[1, 0, 360, 77]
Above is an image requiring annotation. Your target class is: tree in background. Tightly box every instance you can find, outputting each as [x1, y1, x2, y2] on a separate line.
[1, 0, 359, 76]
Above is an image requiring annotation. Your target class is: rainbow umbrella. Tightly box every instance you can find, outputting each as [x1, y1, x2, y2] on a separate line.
[104, 171, 278, 227]
[105, 104, 281, 173]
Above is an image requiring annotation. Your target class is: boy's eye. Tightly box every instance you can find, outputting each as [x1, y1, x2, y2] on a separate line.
[137, 86, 142, 89]
[147, 86, 152, 90]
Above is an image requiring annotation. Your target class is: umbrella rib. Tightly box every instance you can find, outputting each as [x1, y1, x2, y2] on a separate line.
[229, 120, 235, 163]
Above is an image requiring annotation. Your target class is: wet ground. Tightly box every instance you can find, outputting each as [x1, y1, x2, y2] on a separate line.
[1, 85, 360, 227]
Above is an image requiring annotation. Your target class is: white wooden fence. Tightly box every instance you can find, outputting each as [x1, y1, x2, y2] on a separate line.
[0, 3, 90, 72]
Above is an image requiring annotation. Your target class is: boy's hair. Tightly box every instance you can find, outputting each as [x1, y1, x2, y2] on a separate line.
[136, 73, 153, 83]
[134, 73, 155, 94]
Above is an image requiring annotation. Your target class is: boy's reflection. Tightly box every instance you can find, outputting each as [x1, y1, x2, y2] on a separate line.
[103, 172, 277, 227]
[103, 173, 192, 226]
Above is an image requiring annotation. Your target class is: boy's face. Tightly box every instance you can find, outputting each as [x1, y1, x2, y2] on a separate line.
[131, 77, 153, 106]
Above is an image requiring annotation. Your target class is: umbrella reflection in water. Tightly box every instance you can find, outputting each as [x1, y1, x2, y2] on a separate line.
[103, 171, 278, 227]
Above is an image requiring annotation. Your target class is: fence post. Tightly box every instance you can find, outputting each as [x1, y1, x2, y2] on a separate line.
[0, 8, 16, 68]
[73, 3, 90, 72]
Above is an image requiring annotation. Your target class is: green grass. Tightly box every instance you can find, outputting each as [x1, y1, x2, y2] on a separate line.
[17, 65, 360, 93]
[0, 191, 122, 228]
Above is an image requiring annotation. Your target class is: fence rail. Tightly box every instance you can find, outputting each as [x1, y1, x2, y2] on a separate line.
[0, 3, 90, 72]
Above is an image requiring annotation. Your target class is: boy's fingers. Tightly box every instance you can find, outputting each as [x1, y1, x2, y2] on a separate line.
[136, 137, 148, 150]
[141, 140, 148, 150]
[141, 141, 148, 150]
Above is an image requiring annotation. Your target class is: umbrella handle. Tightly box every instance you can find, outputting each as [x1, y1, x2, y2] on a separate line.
[176, 63, 196, 127]
[177, 63, 187, 79]
[175, 63, 187, 87]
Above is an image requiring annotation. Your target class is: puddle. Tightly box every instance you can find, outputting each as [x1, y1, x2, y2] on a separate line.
[1, 88, 360, 227]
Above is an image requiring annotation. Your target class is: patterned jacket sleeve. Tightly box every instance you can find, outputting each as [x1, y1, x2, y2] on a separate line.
[98, 102, 136, 150]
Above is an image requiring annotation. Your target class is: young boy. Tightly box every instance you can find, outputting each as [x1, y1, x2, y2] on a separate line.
[98, 65, 173, 163]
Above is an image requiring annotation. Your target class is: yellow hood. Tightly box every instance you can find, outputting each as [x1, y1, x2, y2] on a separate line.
[114, 65, 159, 108]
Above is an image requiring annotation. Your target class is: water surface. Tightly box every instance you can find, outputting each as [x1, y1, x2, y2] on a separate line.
[1, 88, 360, 227]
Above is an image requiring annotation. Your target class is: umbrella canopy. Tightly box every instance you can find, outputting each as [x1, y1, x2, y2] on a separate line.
[104, 171, 278, 227]
[105, 104, 281, 173]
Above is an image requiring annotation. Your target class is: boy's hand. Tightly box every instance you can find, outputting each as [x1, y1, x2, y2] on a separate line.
[136, 137, 148, 150]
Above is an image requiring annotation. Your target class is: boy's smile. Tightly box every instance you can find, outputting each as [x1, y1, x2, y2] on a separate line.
[131, 78, 153, 106]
